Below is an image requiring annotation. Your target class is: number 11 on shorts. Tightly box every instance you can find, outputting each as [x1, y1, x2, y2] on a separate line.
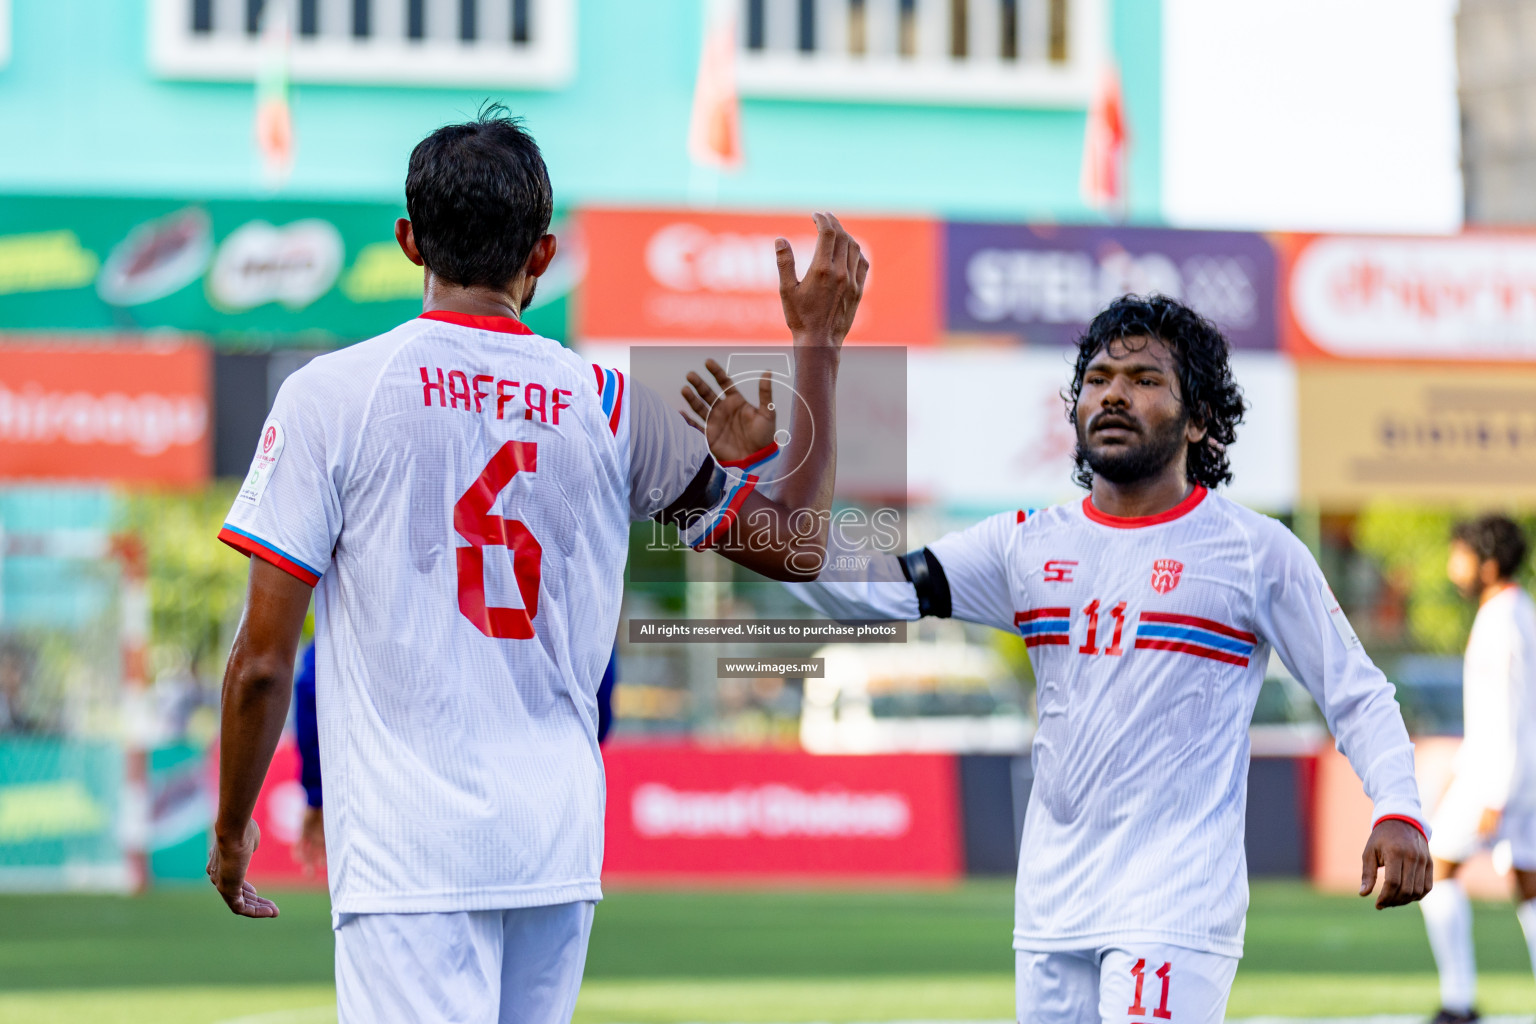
[1128, 958, 1172, 1020]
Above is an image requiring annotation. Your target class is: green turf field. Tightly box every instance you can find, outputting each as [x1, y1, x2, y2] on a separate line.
[0, 880, 1531, 1022]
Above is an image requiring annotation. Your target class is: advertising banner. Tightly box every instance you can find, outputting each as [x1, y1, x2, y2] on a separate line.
[906, 349, 1296, 512]
[0, 196, 575, 344]
[0, 737, 125, 890]
[1285, 233, 1536, 362]
[578, 209, 938, 345]
[944, 223, 1279, 349]
[602, 745, 961, 880]
[0, 340, 210, 485]
[1297, 363, 1536, 506]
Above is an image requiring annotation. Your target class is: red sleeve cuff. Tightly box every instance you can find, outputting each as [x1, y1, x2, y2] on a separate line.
[218, 526, 322, 587]
[718, 442, 779, 470]
[1373, 814, 1428, 842]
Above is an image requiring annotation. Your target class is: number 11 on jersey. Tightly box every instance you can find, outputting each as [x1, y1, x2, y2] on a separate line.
[1079, 600, 1128, 656]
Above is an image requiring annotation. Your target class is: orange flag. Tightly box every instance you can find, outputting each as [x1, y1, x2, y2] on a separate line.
[688, 0, 743, 171]
[1080, 63, 1127, 215]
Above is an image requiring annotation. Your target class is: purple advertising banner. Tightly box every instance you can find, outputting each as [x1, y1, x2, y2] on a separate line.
[944, 223, 1279, 349]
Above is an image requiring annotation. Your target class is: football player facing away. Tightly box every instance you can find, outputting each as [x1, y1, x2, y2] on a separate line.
[688, 294, 1432, 1024]
[1419, 515, 1536, 1024]
[206, 109, 868, 1024]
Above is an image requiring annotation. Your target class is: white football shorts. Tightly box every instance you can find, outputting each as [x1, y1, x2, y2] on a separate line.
[1016, 943, 1238, 1024]
[334, 900, 595, 1024]
[1430, 775, 1536, 870]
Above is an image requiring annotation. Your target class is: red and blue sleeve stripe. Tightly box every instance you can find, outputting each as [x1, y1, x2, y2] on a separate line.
[591, 364, 624, 436]
[693, 474, 759, 551]
[719, 442, 779, 474]
[218, 524, 322, 587]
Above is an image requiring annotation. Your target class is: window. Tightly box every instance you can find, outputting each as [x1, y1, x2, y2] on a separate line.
[736, 0, 1102, 107]
[0, 0, 10, 70]
[150, 0, 572, 88]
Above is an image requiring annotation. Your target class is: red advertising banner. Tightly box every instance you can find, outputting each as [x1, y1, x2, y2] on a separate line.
[602, 745, 962, 881]
[0, 339, 210, 484]
[577, 209, 938, 345]
[1282, 231, 1536, 363]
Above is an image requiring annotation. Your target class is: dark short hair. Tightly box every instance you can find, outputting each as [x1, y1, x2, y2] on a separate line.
[1452, 515, 1528, 580]
[1067, 294, 1247, 490]
[405, 104, 553, 290]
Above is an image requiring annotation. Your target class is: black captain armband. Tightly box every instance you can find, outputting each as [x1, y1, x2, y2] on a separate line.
[898, 547, 952, 619]
[655, 456, 727, 530]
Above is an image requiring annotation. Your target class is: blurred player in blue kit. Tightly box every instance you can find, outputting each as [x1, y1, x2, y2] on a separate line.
[209, 106, 869, 1024]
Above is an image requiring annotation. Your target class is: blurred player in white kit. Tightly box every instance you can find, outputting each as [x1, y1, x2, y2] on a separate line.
[205, 107, 868, 1024]
[1419, 514, 1536, 1024]
[690, 294, 1433, 1024]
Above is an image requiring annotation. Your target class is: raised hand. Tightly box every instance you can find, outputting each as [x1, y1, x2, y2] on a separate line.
[775, 213, 869, 346]
[680, 358, 777, 465]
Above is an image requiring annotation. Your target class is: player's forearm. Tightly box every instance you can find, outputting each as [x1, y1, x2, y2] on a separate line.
[722, 345, 839, 581]
[215, 646, 296, 843]
[1328, 676, 1425, 823]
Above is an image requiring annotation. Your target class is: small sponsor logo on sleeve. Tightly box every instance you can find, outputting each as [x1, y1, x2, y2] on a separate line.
[1322, 582, 1362, 649]
[237, 422, 284, 505]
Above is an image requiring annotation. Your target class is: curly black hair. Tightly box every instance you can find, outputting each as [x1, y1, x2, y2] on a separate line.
[1067, 294, 1247, 490]
[1452, 515, 1528, 581]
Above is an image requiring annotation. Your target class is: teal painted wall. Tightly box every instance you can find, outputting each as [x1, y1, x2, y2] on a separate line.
[0, 0, 1161, 221]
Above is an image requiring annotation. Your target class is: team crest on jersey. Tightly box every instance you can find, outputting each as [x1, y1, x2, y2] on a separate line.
[1150, 559, 1183, 594]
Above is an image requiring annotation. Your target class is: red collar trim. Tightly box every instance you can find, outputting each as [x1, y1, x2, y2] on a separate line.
[1082, 485, 1208, 529]
[419, 310, 534, 335]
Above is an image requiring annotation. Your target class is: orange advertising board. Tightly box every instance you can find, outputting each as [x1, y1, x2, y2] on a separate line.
[0, 339, 211, 484]
[577, 209, 938, 345]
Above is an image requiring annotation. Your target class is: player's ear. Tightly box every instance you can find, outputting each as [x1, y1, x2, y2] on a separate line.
[395, 218, 424, 267]
[524, 234, 557, 280]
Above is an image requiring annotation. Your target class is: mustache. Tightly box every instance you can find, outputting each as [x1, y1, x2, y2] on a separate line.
[1088, 411, 1141, 433]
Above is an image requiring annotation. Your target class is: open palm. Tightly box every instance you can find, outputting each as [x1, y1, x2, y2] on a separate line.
[680, 359, 777, 465]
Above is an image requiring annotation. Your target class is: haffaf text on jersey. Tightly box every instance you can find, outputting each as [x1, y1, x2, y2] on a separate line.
[420, 364, 573, 424]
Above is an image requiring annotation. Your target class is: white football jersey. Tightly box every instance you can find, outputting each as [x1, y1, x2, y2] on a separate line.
[221, 311, 750, 916]
[1457, 585, 1536, 814]
[789, 487, 1424, 958]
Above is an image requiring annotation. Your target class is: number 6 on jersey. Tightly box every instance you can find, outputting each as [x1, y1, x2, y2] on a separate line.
[454, 440, 543, 639]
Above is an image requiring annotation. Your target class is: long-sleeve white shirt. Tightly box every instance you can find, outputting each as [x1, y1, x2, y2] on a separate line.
[788, 487, 1424, 957]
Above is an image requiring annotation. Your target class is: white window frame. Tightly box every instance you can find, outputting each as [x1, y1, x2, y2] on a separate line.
[736, 0, 1104, 108]
[148, 0, 574, 89]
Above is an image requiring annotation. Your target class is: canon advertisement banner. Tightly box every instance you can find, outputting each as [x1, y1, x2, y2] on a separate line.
[0, 340, 210, 484]
[578, 209, 938, 345]
[945, 223, 1279, 349]
[602, 746, 961, 880]
[1285, 233, 1536, 361]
